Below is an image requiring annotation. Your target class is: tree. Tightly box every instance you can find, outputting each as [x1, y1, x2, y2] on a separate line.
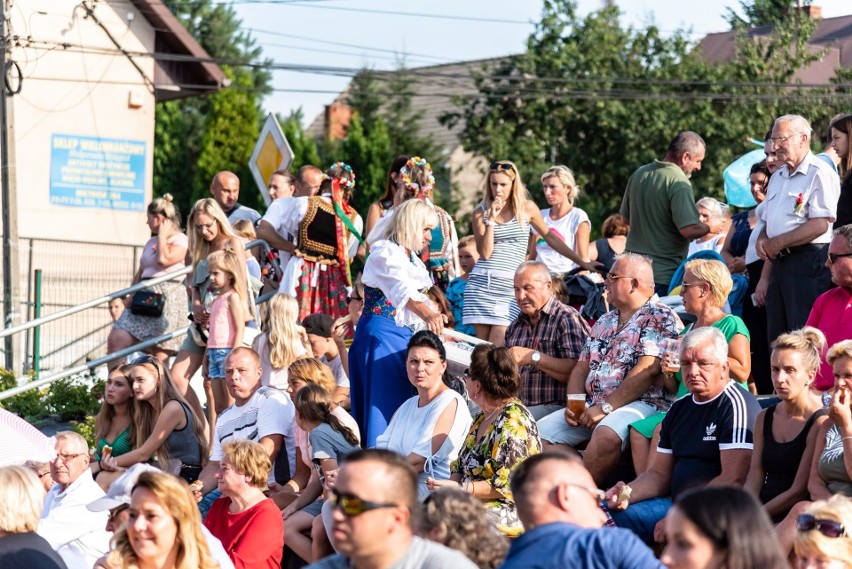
[726, 0, 812, 28]
[445, 0, 840, 231]
[154, 0, 271, 217]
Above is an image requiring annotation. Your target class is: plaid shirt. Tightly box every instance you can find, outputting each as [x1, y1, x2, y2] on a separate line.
[505, 295, 590, 407]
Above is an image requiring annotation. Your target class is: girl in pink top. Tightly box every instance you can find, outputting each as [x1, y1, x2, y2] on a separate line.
[206, 247, 247, 416]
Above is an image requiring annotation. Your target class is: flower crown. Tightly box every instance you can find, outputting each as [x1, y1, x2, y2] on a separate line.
[322, 162, 356, 190]
[400, 156, 435, 193]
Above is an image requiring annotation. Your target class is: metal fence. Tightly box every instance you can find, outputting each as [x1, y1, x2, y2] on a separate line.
[15, 238, 144, 371]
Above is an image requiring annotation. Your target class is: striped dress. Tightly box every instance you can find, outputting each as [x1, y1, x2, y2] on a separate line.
[463, 216, 528, 327]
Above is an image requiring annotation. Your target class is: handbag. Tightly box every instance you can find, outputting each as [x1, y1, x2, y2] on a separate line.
[130, 290, 165, 317]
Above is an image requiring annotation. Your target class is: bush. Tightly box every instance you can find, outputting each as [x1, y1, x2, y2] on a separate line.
[45, 373, 103, 422]
[71, 415, 97, 449]
[0, 369, 49, 421]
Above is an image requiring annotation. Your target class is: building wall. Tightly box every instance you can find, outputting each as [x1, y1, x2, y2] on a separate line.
[8, 0, 157, 246]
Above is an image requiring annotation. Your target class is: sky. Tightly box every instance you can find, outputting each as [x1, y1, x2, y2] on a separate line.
[232, 0, 852, 127]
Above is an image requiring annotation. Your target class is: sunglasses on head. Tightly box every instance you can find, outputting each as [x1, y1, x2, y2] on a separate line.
[489, 162, 515, 172]
[797, 514, 847, 538]
[330, 489, 398, 517]
[131, 355, 160, 367]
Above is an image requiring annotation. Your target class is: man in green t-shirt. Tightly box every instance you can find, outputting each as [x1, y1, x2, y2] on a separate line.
[620, 131, 711, 296]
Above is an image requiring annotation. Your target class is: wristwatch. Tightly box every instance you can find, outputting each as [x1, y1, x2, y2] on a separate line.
[601, 402, 614, 415]
[530, 350, 541, 370]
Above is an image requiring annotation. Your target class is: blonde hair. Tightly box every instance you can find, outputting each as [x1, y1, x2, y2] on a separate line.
[107, 471, 218, 569]
[221, 440, 271, 488]
[232, 219, 256, 241]
[95, 364, 136, 447]
[207, 247, 249, 316]
[684, 259, 733, 309]
[130, 359, 209, 467]
[0, 466, 44, 533]
[794, 495, 852, 563]
[458, 235, 476, 251]
[261, 294, 302, 369]
[827, 340, 852, 366]
[287, 357, 336, 394]
[387, 199, 439, 251]
[540, 165, 580, 204]
[772, 327, 826, 375]
[148, 193, 181, 227]
[187, 198, 238, 268]
[482, 160, 529, 226]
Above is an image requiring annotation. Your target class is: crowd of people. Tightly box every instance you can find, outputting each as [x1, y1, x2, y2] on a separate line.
[8, 112, 852, 569]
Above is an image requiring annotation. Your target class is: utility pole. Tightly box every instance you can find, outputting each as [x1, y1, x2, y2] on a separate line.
[0, 0, 19, 371]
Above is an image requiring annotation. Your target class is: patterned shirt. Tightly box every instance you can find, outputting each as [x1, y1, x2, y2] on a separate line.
[582, 299, 681, 410]
[505, 296, 590, 407]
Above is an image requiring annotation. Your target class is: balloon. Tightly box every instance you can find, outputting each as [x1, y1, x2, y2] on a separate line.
[723, 148, 766, 208]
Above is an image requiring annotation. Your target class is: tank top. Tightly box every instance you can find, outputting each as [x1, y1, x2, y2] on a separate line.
[208, 290, 235, 348]
[759, 405, 825, 518]
[473, 214, 528, 278]
[164, 400, 202, 466]
[95, 426, 132, 462]
[594, 238, 618, 271]
[817, 424, 852, 497]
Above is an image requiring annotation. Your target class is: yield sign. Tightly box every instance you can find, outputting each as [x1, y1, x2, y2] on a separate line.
[249, 113, 294, 205]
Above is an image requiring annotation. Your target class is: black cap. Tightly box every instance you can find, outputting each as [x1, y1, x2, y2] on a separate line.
[302, 313, 334, 338]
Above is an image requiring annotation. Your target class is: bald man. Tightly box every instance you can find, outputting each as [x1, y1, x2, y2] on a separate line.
[210, 171, 261, 225]
[308, 449, 476, 569]
[502, 452, 661, 569]
[537, 253, 681, 486]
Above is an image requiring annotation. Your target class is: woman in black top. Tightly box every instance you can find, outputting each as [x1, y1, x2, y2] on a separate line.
[745, 327, 828, 523]
[830, 114, 852, 227]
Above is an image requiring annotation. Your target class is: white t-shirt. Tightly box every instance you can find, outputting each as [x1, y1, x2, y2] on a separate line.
[532, 207, 590, 274]
[321, 353, 349, 388]
[261, 197, 296, 269]
[375, 389, 472, 500]
[212, 386, 295, 482]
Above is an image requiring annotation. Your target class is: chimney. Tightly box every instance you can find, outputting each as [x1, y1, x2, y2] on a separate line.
[798, 4, 822, 20]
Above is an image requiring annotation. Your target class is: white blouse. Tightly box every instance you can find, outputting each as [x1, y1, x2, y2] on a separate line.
[362, 239, 433, 327]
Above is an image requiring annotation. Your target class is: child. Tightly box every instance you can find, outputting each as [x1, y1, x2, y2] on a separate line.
[254, 293, 312, 390]
[302, 313, 350, 410]
[445, 235, 478, 336]
[343, 281, 364, 348]
[108, 297, 125, 322]
[205, 247, 247, 417]
[232, 219, 262, 281]
[284, 383, 360, 563]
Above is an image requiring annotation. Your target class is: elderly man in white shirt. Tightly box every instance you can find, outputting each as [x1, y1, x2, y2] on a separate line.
[756, 114, 840, 343]
[37, 431, 111, 569]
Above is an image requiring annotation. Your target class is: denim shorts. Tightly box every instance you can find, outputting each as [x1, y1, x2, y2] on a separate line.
[207, 348, 231, 379]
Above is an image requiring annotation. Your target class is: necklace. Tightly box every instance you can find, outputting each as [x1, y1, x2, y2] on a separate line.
[482, 399, 511, 425]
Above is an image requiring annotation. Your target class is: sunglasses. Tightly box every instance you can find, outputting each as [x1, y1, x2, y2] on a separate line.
[797, 514, 847, 538]
[330, 489, 398, 517]
[489, 162, 515, 172]
[131, 355, 160, 367]
[828, 252, 852, 265]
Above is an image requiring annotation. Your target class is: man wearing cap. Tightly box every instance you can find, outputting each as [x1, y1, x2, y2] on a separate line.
[38, 431, 111, 569]
[303, 312, 351, 409]
[88, 464, 235, 569]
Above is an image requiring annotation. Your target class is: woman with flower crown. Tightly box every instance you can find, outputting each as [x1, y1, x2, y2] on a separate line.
[265, 162, 363, 320]
[367, 156, 460, 292]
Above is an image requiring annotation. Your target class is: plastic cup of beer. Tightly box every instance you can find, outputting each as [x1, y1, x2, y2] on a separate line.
[567, 394, 586, 419]
[664, 338, 681, 374]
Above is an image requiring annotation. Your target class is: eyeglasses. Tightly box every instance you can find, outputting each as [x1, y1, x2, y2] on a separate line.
[681, 281, 708, 290]
[330, 489, 399, 517]
[347, 296, 363, 303]
[768, 134, 795, 145]
[52, 452, 86, 464]
[828, 252, 852, 265]
[108, 504, 130, 525]
[194, 221, 216, 232]
[489, 162, 515, 172]
[37, 471, 51, 479]
[605, 273, 634, 283]
[564, 482, 606, 502]
[797, 514, 847, 538]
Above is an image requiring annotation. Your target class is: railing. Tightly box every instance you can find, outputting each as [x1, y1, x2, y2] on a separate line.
[0, 239, 280, 400]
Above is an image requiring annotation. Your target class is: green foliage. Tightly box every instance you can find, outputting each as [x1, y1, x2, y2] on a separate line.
[45, 374, 103, 422]
[71, 416, 97, 450]
[0, 370, 47, 421]
[155, 0, 271, 218]
[445, 0, 843, 233]
[277, 110, 323, 174]
[726, 0, 811, 28]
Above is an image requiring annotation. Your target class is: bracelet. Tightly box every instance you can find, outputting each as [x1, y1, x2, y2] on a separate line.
[842, 436, 852, 442]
